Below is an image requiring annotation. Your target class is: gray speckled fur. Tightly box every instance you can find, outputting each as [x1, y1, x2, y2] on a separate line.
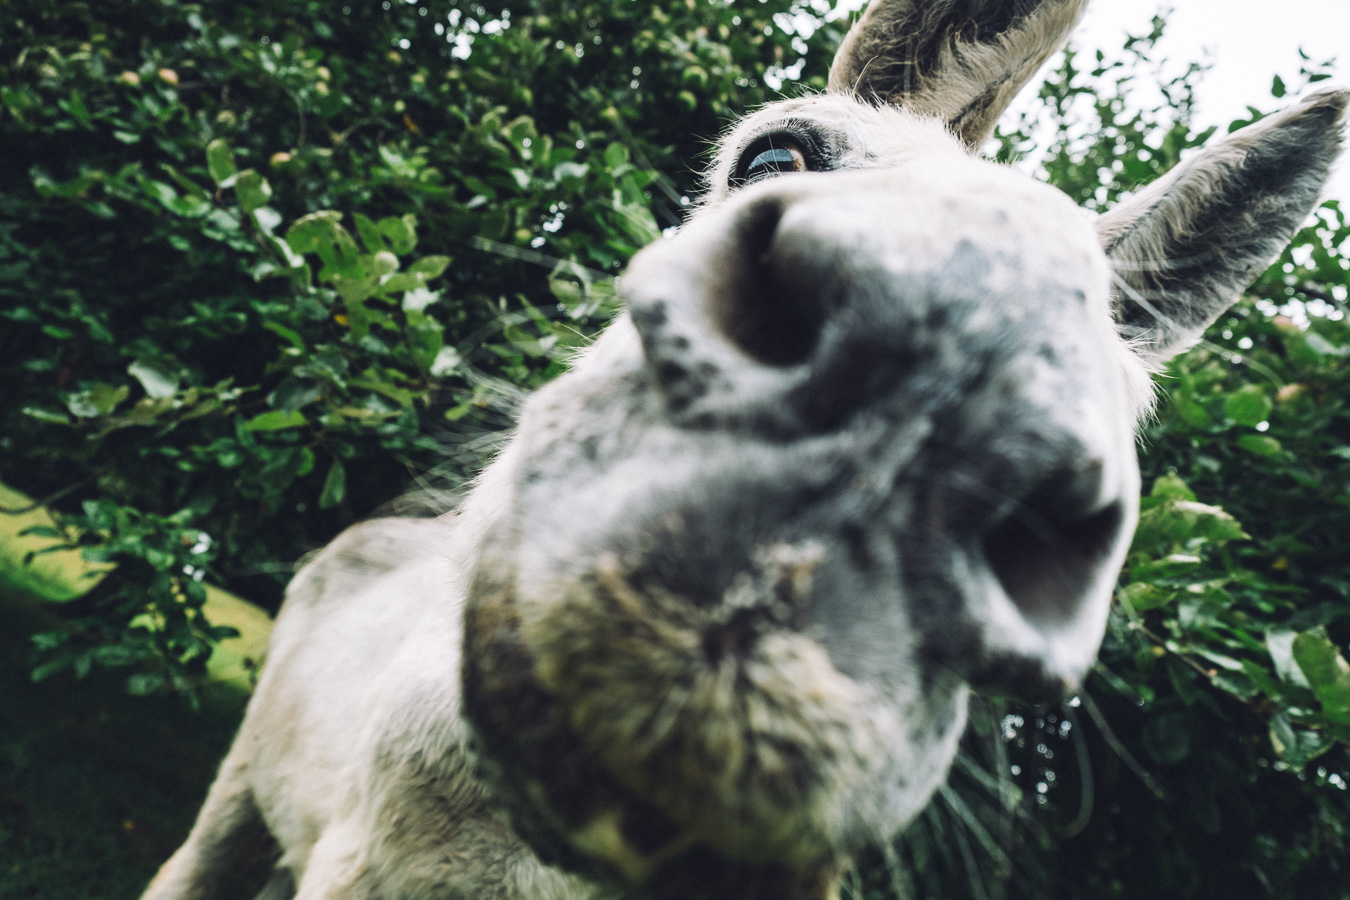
[143, 2, 1346, 899]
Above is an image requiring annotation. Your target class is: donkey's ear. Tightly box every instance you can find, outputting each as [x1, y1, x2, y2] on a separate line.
[827, 0, 1087, 148]
[1099, 90, 1348, 365]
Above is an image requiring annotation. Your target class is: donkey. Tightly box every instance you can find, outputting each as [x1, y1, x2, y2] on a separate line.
[144, 1, 1347, 898]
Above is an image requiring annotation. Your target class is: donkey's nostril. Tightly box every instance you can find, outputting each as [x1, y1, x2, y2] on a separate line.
[736, 195, 786, 262]
[980, 471, 1125, 626]
[714, 196, 827, 368]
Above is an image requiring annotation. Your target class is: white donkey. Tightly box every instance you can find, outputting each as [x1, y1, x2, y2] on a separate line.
[145, 1, 1347, 898]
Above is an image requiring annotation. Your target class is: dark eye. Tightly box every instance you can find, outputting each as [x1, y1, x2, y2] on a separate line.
[730, 131, 821, 190]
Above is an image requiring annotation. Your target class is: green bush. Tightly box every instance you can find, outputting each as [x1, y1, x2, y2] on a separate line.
[2, 2, 1348, 897]
[0, 0, 840, 692]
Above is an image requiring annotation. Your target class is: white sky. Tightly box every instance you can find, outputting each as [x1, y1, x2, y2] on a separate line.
[1070, 2, 1350, 202]
[820, 1, 1350, 202]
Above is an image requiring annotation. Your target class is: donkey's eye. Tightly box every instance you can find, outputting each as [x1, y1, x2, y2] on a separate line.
[730, 132, 820, 189]
[742, 143, 806, 184]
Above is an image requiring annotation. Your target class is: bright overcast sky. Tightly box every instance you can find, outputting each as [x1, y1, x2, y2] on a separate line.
[821, 2, 1350, 201]
[1071, 2, 1350, 202]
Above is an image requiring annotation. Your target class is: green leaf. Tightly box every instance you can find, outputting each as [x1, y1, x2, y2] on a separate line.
[66, 383, 130, 418]
[31, 656, 71, 683]
[267, 377, 324, 413]
[1212, 670, 1259, 699]
[332, 275, 378, 306]
[319, 459, 347, 509]
[353, 213, 385, 254]
[244, 409, 308, 432]
[1166, 657, 1205, 707]
[1119, 581, 1175, 612]
[139, 177, 179, 210]
[286, 210, 344, 253]
[1268, 711, 1333, 769]
[295, 447, 316, 478]
[1292, 628, 1350, 722]
[1268, 629, 1312, 688]
[128, 359, 180, 399]
[1132, 496, 1247, 552]
[1237, 434, 1283, 458]
[380, 273, 425, 293]
[408, 255, 451, 279]
[1241, 660, 1290, 700]
[235, 169, 273, 213]
[604, 142, 630, 169]
[408, 322, 444, 373]
[310, 223, 364, 280]
[262, 321, 307, 352]
[379, 214, 417, 254]
[252, 206, 283, 235]
[1223, 384, 1272, 426]
[22, 406, 71, 425]
[1175, 398, 1214, 429]
[348, 378, 416, 409]
[17, 525, 64, 540]
[58, 89, 92, 127]
[1175, 501, 1249, 543]
[1302, 331, 1345, 357]
[206, 138, 236, 185]
[1149, 473, 1197, 502]
[554, 161, 588, 183]
[340, 297, 378, 340]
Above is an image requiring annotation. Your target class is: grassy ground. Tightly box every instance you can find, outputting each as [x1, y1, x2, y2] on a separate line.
[0, 479, 275, 898]
[0, 589, 247, 899]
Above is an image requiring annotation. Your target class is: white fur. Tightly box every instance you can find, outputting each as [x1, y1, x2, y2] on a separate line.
[143, 3, 1345, 899]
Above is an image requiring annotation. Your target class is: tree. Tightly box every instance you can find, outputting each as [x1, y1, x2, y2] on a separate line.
[1, 2, 1347, 898]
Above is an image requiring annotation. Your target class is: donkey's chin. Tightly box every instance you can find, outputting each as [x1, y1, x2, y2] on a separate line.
[463, 543, 969, 894]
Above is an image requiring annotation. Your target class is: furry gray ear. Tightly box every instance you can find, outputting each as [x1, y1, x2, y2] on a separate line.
[827, 0, 1087, 149]
[1098, 90, 1349, 365]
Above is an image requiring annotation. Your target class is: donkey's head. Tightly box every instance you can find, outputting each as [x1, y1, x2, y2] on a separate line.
[461, 2, 1347, 897]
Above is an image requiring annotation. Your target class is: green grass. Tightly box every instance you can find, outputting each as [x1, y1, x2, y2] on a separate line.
[0, 481, 273, 897]
[0, 589, 246, 899]
[0, 483, 110, 604]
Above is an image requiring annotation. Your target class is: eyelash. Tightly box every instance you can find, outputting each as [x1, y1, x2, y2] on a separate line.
[729, 129, 829, 189]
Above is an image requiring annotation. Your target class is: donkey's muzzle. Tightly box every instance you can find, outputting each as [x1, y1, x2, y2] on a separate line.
[621, 169, 1138, 696]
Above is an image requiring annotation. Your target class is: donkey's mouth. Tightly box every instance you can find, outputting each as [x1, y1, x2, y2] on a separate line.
[464, 540, 970, 896]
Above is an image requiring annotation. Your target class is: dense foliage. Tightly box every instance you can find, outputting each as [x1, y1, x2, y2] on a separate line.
[2, 1, 1348, 897]
[0, 0, 842, 690]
